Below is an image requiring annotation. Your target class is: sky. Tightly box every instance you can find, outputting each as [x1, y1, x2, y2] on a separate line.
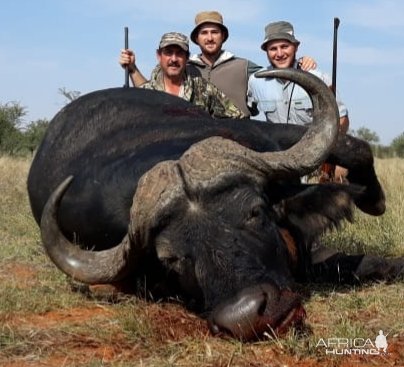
[1, 0, 403, 145]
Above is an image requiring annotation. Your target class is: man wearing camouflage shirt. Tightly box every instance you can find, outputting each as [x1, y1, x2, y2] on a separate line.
[121, 32, 244, 119]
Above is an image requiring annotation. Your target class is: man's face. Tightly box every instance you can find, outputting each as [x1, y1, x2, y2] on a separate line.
[265, 40, 297, 69]
[157, 45, 188, 78]
[196, 23, 225, 56]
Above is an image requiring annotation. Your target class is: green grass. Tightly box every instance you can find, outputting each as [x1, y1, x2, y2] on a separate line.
[0, 155, 403, 366]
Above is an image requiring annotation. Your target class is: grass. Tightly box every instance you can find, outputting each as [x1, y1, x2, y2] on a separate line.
[0, 155, 403, 366]
[322, 158, 404, 256]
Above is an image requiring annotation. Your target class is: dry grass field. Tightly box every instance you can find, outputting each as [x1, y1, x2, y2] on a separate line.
[0, 155, 403, 367]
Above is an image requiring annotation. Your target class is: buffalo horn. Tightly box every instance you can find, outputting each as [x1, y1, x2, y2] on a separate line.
[253, 68, 339, 176]
[179, 68, 340, 184]
[40, 176, 140, 284]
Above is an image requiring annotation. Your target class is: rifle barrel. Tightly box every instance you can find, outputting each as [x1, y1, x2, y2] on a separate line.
[124, 27, 129, 88]
[332, 18, 340, 95]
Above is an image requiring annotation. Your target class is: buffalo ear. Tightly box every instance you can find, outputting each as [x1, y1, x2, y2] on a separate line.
[276, 184, 364, 241]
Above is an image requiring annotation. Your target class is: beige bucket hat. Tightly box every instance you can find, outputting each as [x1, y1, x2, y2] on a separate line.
[190, 11, 229, 44]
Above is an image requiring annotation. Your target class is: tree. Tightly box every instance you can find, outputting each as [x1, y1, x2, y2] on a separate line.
[0, 102, 26, 154]
[351, 127, 380, 145]
[0, 102, 50, 156]
[23, 119, 50, 155]
[58, 87, 81, 104]
[391, 132, 404, 158]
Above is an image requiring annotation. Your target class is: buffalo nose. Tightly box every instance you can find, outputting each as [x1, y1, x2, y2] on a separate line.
[208, 283, 305, 341]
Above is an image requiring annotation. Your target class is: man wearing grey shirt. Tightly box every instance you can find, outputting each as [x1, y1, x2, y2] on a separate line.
[248, 21, 349, 181]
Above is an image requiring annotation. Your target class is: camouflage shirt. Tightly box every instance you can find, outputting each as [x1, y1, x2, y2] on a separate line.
[140, 65, 245, 119]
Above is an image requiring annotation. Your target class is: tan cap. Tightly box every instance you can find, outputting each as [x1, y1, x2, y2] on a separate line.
[159, 32, 189, 52]
[190, 11, 229, 44]
[261, 21, 300, 51]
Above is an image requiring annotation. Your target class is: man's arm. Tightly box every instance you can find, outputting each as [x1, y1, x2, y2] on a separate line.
[339, 114, 349, 134]
[128, 66, 147, 87]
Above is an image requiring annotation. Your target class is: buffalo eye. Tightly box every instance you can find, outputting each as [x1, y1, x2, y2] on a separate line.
[163, 256, 181, 272]
[245, 205, 266, 226]
[163, 256, 192, 275]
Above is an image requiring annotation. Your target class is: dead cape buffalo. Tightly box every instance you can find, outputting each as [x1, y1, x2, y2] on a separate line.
[27, 69, 402, 340]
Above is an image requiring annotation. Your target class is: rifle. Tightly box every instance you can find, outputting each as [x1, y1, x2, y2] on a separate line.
[319, 17, 340, 183]
[124, 26, 129, 88]
[331, 17, 340, 95]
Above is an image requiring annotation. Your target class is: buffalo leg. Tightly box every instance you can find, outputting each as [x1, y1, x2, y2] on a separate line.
[310, 245, 404, 284]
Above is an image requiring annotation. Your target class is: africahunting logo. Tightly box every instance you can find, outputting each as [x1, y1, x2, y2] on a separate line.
[316, 330, 388, 355]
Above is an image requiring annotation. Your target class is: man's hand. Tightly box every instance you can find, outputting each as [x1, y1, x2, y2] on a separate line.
[298, 56, 317, 71]
[119, 49, 147, 87]
[334, 165, 348, 183]
[119, 49, 136, 71]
